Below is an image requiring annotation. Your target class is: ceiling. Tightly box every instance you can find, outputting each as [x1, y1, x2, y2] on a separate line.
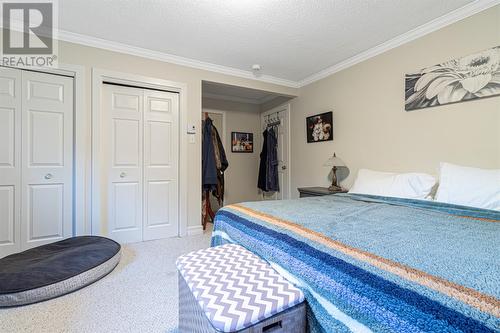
[59, 0, 488, 85]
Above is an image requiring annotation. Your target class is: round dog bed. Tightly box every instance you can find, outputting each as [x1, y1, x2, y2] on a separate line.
[0, 236, 121, 307]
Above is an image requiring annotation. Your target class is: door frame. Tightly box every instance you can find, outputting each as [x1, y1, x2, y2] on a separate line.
[260, 103, 291, 199]
[91, 68, 188, 238]
[202, 109, 226, 145]
[0, 63, 87, 237]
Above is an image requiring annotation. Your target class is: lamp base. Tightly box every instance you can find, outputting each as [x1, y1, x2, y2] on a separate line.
[328, 185, 343, 192]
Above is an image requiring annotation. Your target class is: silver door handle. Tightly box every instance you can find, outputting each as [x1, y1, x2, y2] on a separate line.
[281, 165, 287, 170]
[44, 173, 53, 180]
[120, 172, 127, 178]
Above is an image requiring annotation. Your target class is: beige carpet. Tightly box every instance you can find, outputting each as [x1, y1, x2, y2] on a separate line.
[0, 226, 212, 333]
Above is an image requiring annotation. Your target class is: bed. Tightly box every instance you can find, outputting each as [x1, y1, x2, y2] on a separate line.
[211, 193, 500, 333]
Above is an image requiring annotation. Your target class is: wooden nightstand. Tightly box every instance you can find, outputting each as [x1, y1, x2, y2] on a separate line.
[297, 187, 347, 198]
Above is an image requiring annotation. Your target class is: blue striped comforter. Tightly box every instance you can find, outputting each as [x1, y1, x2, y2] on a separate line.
[211, 194, 500, 333]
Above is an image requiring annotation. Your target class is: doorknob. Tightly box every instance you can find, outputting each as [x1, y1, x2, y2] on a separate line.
[44, 173, 53, 180]
[120, 172, 127, 178]
[281, 165, 287, 170]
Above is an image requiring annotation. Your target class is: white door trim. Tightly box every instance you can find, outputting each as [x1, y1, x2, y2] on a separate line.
[1, 64, 88, 237]
[203, 109, 226, 144]
[91, 68, 188, 237]
[260, 103, 291, 200]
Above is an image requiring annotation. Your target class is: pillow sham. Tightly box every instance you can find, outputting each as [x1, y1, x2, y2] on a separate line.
[349, 168, 436, 199]
[435, 162, 500, 211]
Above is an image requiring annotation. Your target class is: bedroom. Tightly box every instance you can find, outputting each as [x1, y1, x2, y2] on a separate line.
[0, 1, 499, 332]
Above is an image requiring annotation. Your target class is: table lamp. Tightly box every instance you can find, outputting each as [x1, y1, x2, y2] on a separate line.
[324, 153, 345, 192]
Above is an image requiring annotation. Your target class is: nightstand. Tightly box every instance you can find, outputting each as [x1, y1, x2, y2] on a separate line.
[297, 187, 348, 198]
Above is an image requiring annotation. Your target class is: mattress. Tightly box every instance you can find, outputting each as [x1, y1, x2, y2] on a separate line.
[211, 193, 500, 333]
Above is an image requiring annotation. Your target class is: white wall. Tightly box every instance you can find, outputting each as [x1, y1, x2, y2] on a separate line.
[203, 98, 262, 205]
[37, 39, 298, 231]
[290, 5, 500, 197]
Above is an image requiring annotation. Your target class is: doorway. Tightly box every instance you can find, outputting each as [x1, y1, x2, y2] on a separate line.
[201, 81, 294, 226]
[260, 104, 291, 200]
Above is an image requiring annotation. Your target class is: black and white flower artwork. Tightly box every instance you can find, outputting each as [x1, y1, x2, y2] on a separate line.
[405, 46, 500, 111]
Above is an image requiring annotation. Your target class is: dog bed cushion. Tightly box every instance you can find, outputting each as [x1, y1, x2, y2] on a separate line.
[0, 236, 121, 307]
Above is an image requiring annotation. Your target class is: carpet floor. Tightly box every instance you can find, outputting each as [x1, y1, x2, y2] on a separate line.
[0, 226, 212, 333]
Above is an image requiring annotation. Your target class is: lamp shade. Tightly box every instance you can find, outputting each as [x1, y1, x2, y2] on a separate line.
[324, 153, 345, 167]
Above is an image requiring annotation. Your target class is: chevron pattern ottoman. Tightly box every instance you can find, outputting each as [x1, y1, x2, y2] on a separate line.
[176, 244, 306, 333]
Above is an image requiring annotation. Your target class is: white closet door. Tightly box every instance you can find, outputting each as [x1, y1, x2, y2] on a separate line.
[21, 71, 74, 250]
[102, 84, 143, 243]
[0, 68, 21, 257]
[143, 90, 179, 240]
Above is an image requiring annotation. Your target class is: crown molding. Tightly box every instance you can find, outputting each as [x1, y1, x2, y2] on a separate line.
[297, 0, 499, 87]
[57, 30, 300, 88]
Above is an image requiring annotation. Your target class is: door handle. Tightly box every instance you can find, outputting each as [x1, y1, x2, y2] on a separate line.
[44, 173, 53, 180]
[120, 172, 127, 178]
[281, 165, 287, 170]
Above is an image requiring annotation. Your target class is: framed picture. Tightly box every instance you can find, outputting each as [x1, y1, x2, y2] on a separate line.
[405, 46, 500, 111]
[231, 132, 253, 153]
[306, 111, 333, 143]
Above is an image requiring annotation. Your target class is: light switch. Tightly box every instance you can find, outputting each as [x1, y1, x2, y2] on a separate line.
[187, 124, 196, 134]
[189, 134, 196, 144]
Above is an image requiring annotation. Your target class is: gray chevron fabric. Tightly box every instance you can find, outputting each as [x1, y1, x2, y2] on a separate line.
[176, 244, 305, 332]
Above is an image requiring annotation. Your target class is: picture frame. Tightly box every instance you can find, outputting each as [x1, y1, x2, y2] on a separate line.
[405, 46, 500, 111]
[231, 132, 254, 153]
[306, 111, 333, 143]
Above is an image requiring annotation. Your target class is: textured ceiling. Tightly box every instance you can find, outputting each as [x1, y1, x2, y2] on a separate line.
[59, 0, 476, 82]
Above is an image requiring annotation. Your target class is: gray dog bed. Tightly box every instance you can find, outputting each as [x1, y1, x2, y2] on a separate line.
[0, 236, 121, 307]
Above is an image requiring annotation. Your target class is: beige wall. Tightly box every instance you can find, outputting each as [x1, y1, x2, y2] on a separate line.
[203, 98, 262, 205]
[51, 40, 298, 230]
[290, 6, 500, 198]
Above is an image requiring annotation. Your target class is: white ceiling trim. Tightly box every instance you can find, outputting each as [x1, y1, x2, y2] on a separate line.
[57, 30, 300, 88]
[53, 0, 496, 89]
[297, 0, 499, 87]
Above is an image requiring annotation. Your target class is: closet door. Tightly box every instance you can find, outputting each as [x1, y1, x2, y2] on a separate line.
[102, 84, 143, 243]
[0, 68, 21, 258]
[143, 90, 179, 240]
[21, 71, 74, 250]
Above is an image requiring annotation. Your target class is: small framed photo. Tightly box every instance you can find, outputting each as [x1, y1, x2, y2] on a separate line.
[231, 132, 253, 153]
[306, 111, 333, 143]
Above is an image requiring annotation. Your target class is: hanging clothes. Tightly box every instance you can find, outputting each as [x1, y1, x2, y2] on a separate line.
[257, 128, 268, 192]
[266, 127, 280, 192]
[202, 116, 228, 228]
[257, 127, 279, 192]
[202, 117, 218, 189]
[211, 124, 228, 203]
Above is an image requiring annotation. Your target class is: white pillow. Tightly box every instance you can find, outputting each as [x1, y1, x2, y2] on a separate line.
[349, 169, 436, 199]
[435, 162, 500, 211]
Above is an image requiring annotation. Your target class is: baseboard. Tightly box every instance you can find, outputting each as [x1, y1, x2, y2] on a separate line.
[187, 225, 203, 236]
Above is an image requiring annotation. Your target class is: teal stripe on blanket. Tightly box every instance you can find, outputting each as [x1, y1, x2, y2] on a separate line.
[211, 197, 500, 333]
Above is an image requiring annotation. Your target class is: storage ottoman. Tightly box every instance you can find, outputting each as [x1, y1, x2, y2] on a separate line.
[176, 244, 306, 333]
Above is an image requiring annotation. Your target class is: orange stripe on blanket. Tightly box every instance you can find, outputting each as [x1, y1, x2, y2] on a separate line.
[228, 204, 500, 317]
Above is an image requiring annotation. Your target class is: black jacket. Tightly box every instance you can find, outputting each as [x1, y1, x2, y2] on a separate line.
[258, 128, 279, 192]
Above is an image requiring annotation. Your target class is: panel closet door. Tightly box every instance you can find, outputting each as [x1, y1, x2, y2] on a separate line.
[143, 90, 179, 240]
[21, 71, 74, 250]
[0, 68, 21, 257]
[102, 84, 144, 244]
[102, 84, 179, 243]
